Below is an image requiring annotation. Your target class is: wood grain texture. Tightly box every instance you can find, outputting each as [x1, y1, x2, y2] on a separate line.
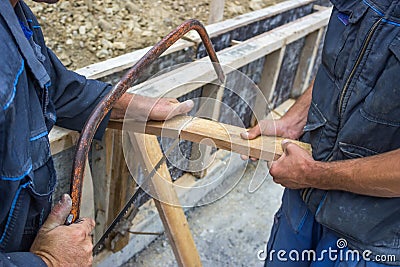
[110, 115, 311, 161]
[129, 133, 201, 267]
[185, 0, 315, 43]
[208, 0, 225, 24]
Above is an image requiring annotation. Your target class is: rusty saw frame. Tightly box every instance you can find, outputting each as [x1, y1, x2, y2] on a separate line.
[67, 19, 225, 260]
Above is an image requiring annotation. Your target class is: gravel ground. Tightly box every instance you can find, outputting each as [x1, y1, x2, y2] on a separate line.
[26, 0, 278, 70]
[123, 162, 284, 267]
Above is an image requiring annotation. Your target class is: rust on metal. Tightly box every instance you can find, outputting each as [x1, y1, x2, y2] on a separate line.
[69, 19, 225, 223]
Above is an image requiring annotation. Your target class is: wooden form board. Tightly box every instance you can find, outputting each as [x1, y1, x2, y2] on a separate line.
[128, 8, 331, 98]
[128, 134, 201, 267]
[75, 39, 192, 80]
[95, 100, 295, 266]
[208, 0, 225, 24]
[109, 115, 311, 161]
[48, 5, 331, 154]
[186, 0, 315, 43]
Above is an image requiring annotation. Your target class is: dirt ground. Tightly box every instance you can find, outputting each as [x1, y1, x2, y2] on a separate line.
[123, 163, 284, 267]
[27, 0, 278, 70]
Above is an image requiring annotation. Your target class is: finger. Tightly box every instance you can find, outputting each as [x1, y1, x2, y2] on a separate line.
[281, 139, 292, 155]
[241, 125, 261, 140]
[240, 155, 249, 161]
[166, 98, 179, 104]
[250, 157, 258, 162]
[176, 100, 194, 114]
[166, 100, 194, 119]
[267, 161, 272, 169]
[41, 194, 72, 231]
[78, 218, 96, 235]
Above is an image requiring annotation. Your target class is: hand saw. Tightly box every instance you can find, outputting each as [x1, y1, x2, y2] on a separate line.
[66, 19, 225, 254]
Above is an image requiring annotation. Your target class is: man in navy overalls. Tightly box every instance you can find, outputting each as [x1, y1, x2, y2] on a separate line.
[0, 0, 194, 266]
[243, 0, 400, 266]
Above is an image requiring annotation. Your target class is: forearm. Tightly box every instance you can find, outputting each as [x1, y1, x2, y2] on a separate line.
[310, 148, 400, 197]
[111, 93, 133, 120]
[277, 81, 313, 138]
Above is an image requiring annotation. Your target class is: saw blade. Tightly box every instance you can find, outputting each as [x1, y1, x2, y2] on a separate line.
[93, 77, 226, 255]
[93, 137, 179, 255]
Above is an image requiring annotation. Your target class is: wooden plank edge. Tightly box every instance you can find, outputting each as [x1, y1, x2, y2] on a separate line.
[129, 8, 331, 98]
[75, 39, 193, 80]
[185, 0, 316, 43]
[109, 115, 312, 161]
[94, 149, 245, 267]
[49, 8, 330, 157]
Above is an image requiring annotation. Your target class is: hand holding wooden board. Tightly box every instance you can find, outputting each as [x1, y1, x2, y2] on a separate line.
[109, 115, 311, 161]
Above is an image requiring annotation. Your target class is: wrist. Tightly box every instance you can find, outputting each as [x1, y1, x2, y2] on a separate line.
[33, 252, 53, 267]
[276, 117, 304, 139]
[306, 160, 334, 190]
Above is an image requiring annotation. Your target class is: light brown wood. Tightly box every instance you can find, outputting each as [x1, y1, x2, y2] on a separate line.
[185, 0, 315, 43]
[129, 133, 202, 267]
[251, 47, 286, 126]
[75, 40, 192, 80]
[189, 82, 225, 177]
[49, 126, 78, 155]
[91, 129, 114, 243]
[110, 115, 311, 161]
[266, 99, 296, 120]
[106, 131, 132, 252]
[208, 0, 225, 24]
[50, 8, 331, 152]
[291, 28, 324, 97]
[129, 8, 331, 99]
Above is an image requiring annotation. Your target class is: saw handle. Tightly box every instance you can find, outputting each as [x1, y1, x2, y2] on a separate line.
[67, 19, 225, 224]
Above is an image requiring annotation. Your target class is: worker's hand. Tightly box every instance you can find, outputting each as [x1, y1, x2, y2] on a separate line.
[240, 119, 285, 161]
[30, 194, 95, 267]
[269, 139, 316, 189]
[111, 93, 194, 121]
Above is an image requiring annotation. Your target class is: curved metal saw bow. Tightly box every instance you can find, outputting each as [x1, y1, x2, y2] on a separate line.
[66, 19, 225, 255]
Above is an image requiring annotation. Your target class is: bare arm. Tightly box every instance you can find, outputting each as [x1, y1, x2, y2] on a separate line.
[312, 148, 400, 197]
[270, 141, 400, 198]
[111, 93, 194, 121]
[242, 80, 314, 140]
[278, 81, 313, 139]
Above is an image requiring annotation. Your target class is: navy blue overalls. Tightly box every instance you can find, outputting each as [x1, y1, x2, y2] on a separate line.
[0, 1, 111, 265]
[265, 0, 400, 266]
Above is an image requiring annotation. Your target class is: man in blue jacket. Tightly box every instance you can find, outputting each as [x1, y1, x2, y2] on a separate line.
[0, 0, 194, 266]
[242, 0, 400, 266]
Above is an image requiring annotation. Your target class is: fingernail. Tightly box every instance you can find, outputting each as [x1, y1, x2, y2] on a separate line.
[61, 194, 72, 205]
[185, 100, 194, 109]
[281, 139, 290, 145]
[241, 132, 249, 139]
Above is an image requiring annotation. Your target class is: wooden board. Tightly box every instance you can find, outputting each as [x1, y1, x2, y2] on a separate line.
[129, 134, 201, 267]
[208, 0, 225, 24]
[129, 8, 331, 98]
[109, 115, 311, 161]
[49, 8, 330, 153]
[185, 0, 315, 43]
[75, 40, 193, 80]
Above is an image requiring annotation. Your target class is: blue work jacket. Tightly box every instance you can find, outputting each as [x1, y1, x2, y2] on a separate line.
[0, 1, 111, 265]
[297, 0, 400, 264]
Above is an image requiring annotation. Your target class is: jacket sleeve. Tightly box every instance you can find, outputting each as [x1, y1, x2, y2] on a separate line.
[0, 252, 47, 267]
[47, 48, 112, 140]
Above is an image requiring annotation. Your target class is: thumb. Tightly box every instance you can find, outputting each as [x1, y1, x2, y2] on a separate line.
[41, 194, 72, 231]
[241, 125, 261, 140]
[167, 100, 195, 119]
[281, 139, 292, 155]
[177, 100, 194, 114]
